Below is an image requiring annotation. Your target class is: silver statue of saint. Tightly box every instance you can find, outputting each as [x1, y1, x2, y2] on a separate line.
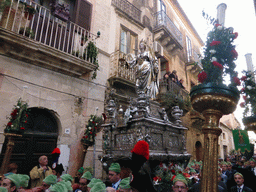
[126, 40, 159, 99]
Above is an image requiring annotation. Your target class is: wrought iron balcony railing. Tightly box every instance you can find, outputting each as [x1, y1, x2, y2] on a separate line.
[111, 0, 141, 24]
[109, 50, 136, 84]
[187, 49, 203, 69]
[153, 11, 182, 46]
[159, 79, 190, 106]
[0, 0, 98, 75]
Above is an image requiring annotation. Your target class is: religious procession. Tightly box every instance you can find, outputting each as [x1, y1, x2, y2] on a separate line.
[0, 0, 256, 192]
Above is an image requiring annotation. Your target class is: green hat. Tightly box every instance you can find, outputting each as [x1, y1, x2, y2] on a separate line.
[0, 187, 8, 192]
[109, 163, 121, 173]
[59, 181, 73, 192]
[50, 182, 68, 192]
[18, 174, 30, 188]
[234, 172, 244, 178]
[81, 171, 93, 180]
[190, 168, 196, 173]
[43, 175, 57, 185]
[87, 178, 103, 188]
[173, 174, 188, 186]
[78, 167, 84, 174]
[61, 174, 73, 182]
[6, 174, 29, 188]
[249, 158, 256, 162]
[220, 161, 227, 165]
[227, 162, 232, 166]
[90, 182, 106, 192]
[118, 177, 131, 189]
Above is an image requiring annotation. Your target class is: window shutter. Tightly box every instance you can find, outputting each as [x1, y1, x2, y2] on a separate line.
[73, 0, 92, 30]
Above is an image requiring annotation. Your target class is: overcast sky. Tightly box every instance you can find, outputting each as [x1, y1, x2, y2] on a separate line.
[178, 0, 256, 139]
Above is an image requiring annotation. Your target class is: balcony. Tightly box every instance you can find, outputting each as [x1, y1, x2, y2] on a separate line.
[158, 80, 190, 114]
[186, 49, 203, 74]
[153, 11, 183, 53]
[0, 0, 98, 77]
[111, 0, 142, 25]
[108, 50, 136, 89]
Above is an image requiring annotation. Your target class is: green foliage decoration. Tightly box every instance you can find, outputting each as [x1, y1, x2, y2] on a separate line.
[240, 71, 256, 117]
[5, 98, 29, 134]
[86, 41, 99, 79]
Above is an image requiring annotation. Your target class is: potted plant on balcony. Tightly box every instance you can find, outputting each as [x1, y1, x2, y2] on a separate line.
[23, 3, 37, 20]
[19, 27, 35, 38]
[240, 71, 256, 132]
[85, 41, 99, 79]
[0, 0, 16, 29]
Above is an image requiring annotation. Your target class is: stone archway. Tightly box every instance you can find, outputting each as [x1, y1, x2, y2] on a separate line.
[195, 141, 202, 161]
[0, 107, 59, 175]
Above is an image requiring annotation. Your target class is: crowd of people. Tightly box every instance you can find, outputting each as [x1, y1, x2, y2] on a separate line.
[0, 141, 256, 192]
[163, 70, 185, 89]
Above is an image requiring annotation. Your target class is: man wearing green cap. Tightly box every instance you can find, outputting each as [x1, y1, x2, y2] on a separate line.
[172, 174, 189, 192]
[117, 177, 132, 192]
[74, 167, 84, 184]
[1, 174, 29, 192]
[75, 171, 93, 192]
[107, 163, 121, 190]
[87, 178, 103, 192]
[90, 182, 106, 192]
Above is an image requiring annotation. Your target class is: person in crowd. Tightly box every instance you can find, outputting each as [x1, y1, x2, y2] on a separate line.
[117, 177, 133, 192]
[1, 174, 30, 192]
[172, 174, 188, 192]
[52, 164, 64, 182]
[60, 174, 73, 183]
[90, 182, 106, 192]
[87, 179, 103, 192]
[163, 71, 171, 90]
[218, 171, 227, 192]
[4, 163, 18, 177]
[194, 162, 200, 174]
[74, 171, 93, 192]
[30, 156, 53, 188]
[230, 172, 252, 192]
[178, 79, 185, 89]
[107, 163, 121, 190]
[31, 174, 57, 192]
[169, 70, 178, 83]
[74, 167, 84, 184]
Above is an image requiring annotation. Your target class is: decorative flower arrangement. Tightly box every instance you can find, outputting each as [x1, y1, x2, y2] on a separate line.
[81, 114, 105, 146]
[5, 98, 29, 134]
[197, 24, 239, 86]
[153, 162, 190, 191]
[240, 71, 256, 117]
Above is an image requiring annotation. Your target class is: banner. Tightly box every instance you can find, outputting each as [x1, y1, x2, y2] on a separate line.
[232, 130, 250, 152]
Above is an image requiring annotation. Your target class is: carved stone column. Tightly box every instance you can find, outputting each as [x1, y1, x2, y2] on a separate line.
[0, 133, 22, 176]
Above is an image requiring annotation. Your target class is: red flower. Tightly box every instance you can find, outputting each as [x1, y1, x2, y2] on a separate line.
[158, 177, 162, 181]
[153, 177, 158, 181]
[95, 134, 97, 136]
[171, 169, 175, 174]
[243, 95, 247, 101]
[20, 127, 25, 130]
[212, 61, 223, 70]
[24, 120, 27, 123]
[178, 171, 182, 174]
[210, 41, 221, 46]
[240, 102, 245, 108]
[159, 162, 163, 167]
[25, 114, 28, 117]
[90, 131, 92, 134]
[231, 49, 238, 58]
[215, 24, 221, 27]
[183, 173, 191, 178]
[171, 175, 176, 181]
[233, 76, 241, 86]
[7, 122, 12, 126]
[92, 121, 95, 124]
[198, 71, 207, 83]
[241, 76, 247, 81]
[233, 32, 238, 39]
[85, 135, 88, 139]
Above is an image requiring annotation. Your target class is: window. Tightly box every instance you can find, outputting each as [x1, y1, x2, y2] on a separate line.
[223, 132, 226, 140]
[158, 0, 166, 13]
[120, 27, 138, 55]
[186, 36, 192, 61]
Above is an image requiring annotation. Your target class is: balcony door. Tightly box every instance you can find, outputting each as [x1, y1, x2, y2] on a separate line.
[0, 107, 59, 175]
[157, 0, 166, 25]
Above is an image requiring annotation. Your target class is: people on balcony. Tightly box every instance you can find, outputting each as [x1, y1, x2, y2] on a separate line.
[169, 70, 179, 83]
[178, 79, 185, 89]
[126, 40, 159, 99]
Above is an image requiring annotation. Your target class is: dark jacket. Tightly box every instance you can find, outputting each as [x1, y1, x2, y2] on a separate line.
[230, 185, 253, 192]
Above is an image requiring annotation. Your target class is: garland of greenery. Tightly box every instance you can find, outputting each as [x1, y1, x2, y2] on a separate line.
[240, 71, 256, 117]
[5, 98, 29, 134]
[198, 23, 239, 86]
[81, 114, 103, 146]
[86, 41, 99, 79]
